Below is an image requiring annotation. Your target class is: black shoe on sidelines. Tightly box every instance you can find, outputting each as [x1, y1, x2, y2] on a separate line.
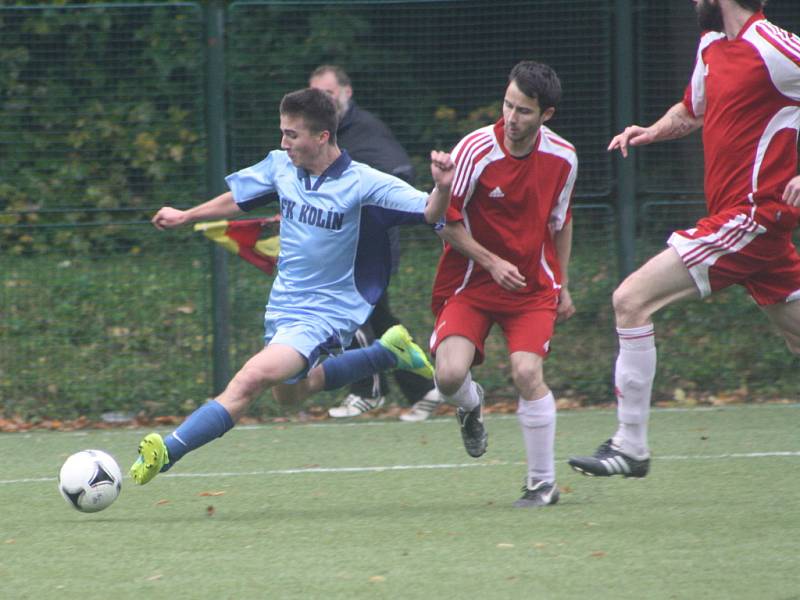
[568, 439, 650, 478]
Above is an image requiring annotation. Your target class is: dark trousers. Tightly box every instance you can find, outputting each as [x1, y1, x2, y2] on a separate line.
[347, 291, 433, 404]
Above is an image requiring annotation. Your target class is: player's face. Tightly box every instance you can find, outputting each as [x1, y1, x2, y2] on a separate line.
[280, 113, 327, 169]
[309, 71, 352, 119]
[502, 80, 554, 148]
[694, 0, 723, 32]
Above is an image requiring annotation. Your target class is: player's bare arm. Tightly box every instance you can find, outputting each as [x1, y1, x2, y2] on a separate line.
[553, 220, 575, 322]
[424, 150, 455, 224]
[437, 221, 526, 291]
[608, 102, 703, 158]
[152, 191, 244, 230]
[782, 175, 800, 208]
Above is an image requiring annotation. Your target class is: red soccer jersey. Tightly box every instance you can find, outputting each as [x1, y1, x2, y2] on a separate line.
[682, 13, 800, 220]
[431, 119, 577, 314]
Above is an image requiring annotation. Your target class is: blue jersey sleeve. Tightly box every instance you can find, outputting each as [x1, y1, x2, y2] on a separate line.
[225, 151, 282, 212]
[358, 165, 428, 226]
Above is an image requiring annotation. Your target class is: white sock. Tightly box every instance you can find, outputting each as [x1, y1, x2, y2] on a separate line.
[517, 391, 556, 484]
[611, 325, 655, 459]
[438, 371, 479, 411]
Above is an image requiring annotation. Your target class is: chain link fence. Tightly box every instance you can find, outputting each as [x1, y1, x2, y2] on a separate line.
[1, 1, 798, 419]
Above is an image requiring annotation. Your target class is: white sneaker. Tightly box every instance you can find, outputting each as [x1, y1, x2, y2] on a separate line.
[399, 389, 442, 422]
[328, 394, 385, 418]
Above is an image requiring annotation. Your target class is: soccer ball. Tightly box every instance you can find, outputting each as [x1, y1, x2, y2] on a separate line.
[58, 449, 122, 513]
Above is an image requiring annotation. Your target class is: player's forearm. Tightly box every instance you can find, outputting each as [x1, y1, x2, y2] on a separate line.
[649, 102, 703, 142]
[423, 184, 451, 224]
[437, 220, 498, 269]
[185, 191, 244, 223]
[553, 220, 573, 285]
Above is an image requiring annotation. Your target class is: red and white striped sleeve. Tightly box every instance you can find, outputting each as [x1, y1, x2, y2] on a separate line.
[747, 21, 800, 101]
[540, 129, 578, 232]
[682, 31, 726, 118]
[446, 127, 495, 222]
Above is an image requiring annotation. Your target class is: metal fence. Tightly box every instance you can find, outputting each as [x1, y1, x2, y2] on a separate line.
[1, 0, 798, 419]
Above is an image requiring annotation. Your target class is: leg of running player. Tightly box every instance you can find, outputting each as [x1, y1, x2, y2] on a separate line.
[511, 351, 559, 507]
[761, 300, 800, 356]
[435, 335, 487, 458]
[569, 247, 699, 476]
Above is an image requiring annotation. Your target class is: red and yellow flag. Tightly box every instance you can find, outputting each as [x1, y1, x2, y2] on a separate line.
[194, 216, 281, 274]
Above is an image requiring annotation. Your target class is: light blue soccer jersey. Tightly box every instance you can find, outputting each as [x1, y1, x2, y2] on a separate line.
[225, 150, 428, 357]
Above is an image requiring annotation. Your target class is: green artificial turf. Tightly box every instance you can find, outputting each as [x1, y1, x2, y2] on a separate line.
[1, 403, 799, 599]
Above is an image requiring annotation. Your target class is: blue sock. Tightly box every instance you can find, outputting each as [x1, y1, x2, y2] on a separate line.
[322, 341, 397, 391]
[161, 399, 234, 471]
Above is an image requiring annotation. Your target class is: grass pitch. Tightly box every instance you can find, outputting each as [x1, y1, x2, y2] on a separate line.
[1, 403, 799, 599]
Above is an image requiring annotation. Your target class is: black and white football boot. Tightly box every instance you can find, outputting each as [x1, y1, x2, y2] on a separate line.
[568, 439, 650, 478]
[512, 477, 560, 508]
[456, 383, 487, 458]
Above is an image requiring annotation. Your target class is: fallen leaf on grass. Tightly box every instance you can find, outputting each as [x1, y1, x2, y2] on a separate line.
[146, 574, 162, 581]
[155, 499, 170, 506]
[369, 576, 385, 583]
[198, 491, 225, 497]
[590, 551, 607, 558]
[496, 543, 515, 548]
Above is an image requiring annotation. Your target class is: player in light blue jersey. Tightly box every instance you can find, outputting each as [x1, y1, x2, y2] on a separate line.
[130, 88, 454, 485]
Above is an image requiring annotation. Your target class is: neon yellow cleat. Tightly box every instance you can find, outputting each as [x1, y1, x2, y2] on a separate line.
[129, 432, 169, 485]
[378, 324, 434, 379]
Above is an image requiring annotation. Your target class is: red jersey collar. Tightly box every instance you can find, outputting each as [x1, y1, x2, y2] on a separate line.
[736, 11, 765, 40]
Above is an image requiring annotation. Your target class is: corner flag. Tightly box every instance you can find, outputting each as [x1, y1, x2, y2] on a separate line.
[193, 217, 280, 274]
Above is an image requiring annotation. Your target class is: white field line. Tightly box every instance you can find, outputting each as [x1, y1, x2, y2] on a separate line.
[3, 451, 799, 485]
[3, 402, 798, 438]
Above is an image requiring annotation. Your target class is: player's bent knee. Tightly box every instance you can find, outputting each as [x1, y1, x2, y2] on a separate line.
[613, 285, 647, 324]
[510, 364, 544, 392]
[229, 365, 281, 399]
[784, 335, 800, 356]
[435, 364, 470, 396]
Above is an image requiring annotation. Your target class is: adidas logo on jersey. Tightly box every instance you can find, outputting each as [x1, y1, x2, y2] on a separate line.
[488, 186, 505, 198]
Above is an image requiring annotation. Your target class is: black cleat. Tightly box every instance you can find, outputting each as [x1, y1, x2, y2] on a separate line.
[513, 478, 560, 508]
[456, 383, 487, 458]
[568, 439, 650, 478]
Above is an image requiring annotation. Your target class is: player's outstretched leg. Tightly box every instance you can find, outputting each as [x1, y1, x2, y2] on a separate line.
[456, 382, 487, 458]
[568, 439, 650, 478]
[129, 433, 169, 485]
[320, 326, 432, 401]
[513, 476, 560, 508]
[129, 399, 234, 485]
[378, 325, 434, 379]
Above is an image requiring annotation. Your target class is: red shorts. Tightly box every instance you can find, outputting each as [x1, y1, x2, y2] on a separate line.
[668, 204, 800, 306]
[430, 296, 556, 365]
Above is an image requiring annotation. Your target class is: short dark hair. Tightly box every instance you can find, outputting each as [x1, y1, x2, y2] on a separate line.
[508, 61, 562, 111]
[309, 64, 351, 88]
[733, 0, 766, 10]
[279, 88, 338, 144]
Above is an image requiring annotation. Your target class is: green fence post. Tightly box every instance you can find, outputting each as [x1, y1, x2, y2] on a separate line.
[614, 0, 637, 278]
[205, 0, 231, 394]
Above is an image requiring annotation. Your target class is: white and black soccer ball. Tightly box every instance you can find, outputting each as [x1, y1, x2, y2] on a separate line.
[58, 449, 122, 513]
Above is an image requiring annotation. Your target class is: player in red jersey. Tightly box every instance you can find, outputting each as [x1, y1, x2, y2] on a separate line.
[431, 61, 578, 507]
[569, 0, 800, 479]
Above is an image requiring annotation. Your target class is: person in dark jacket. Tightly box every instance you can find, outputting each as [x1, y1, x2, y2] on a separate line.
[310, 65, 441, 421]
